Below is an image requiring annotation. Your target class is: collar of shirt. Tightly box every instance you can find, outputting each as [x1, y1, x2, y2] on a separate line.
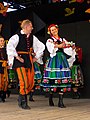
[52, 36, 62, 42]
[20, 30, 30, 38]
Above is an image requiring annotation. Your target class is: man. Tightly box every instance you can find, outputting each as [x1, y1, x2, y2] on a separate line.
[7, 19, 45, 109]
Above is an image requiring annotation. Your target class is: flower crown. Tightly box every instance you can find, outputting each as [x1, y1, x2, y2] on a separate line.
[47, 24, 59, 34]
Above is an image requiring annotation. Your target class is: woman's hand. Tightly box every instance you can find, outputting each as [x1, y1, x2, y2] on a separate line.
[54, 42, 65, 48]
[72, 45, 76, 49]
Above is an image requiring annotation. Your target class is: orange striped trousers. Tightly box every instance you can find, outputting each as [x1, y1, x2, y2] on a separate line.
[0, 68, 8, 91]
[16, 66, 34, 95]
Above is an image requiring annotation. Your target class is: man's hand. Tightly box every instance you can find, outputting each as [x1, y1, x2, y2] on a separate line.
[16, 56, 24, 63]
[7, 64, 12, 69]
[33, 57, 37, 63]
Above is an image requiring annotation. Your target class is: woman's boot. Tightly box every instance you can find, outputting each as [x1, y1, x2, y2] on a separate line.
[72, 91, 80, 99]
[49, 93, 54, 106]
[58, 94, 66, 108]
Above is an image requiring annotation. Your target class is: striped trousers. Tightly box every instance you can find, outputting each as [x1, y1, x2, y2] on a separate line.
[0, 67, 8, 92]
[16, 66, 34, 95]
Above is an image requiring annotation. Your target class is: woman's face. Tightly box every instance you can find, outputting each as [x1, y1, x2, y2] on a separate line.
[0, 38, 5, 48]
[50, 26, 58, 36]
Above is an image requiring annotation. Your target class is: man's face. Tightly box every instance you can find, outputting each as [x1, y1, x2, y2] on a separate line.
[0, 38, 5, 48]
[25, 23, 33, 35]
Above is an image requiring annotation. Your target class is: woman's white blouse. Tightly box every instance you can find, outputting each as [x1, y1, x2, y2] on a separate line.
[46, 37, 76, 67]
[46, 37, 63, 58]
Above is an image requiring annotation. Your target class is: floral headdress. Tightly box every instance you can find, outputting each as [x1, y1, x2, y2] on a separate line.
[47, 24, 59, 34]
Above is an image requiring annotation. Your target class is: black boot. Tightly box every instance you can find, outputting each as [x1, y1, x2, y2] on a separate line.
[0, 91, 6, 102]
[29, 92, 34, 102]
[18, 94, 30, 109]
[6, 90, 11, 98]
[18, 94, 22, 108]
[0, 91, 2, 102]
[49, 93, 54, 106]
[72, 91, 80, 99]
[22, 95, 30, 109]
[58, 94, 66, 108]
[3, 91, 6, 102]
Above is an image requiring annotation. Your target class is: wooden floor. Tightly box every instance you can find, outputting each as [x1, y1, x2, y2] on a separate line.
[0, 94, 90, 120]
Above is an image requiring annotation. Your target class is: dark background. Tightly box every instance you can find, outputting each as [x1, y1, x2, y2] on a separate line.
[0, 1, 90, 98]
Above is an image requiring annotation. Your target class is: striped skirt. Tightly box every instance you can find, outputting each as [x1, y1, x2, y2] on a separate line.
[41, 52, 71, 93]
[71, 65, 84, 88]
[34, 62, 42, 90]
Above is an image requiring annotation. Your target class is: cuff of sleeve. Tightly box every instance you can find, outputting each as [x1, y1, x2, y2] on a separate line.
[8, 56, 14, 66]
[15, 53, 18, 57]
[35, 52, 43, 59]
[35, 55, 39, 59]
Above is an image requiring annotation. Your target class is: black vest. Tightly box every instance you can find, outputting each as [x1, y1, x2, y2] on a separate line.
[52, 38, 71, 59]
[16, 32, 33, 52]
[0, 48, 7, 60]
[13, 32, 33, 69]
[0, 48, 7, 73]
[45, 37, 70, 60]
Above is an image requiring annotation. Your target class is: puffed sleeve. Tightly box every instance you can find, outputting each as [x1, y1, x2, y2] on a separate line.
[46, 39, 58, 58]
[33, 35, 45, 64]
[6, 34, 19, 66]
[66, 48, 76, 67]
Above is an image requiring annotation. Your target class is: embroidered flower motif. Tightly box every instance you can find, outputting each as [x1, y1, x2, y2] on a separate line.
[63, 88, 67, 92]
[53, 88, 57, 92]
[64, 79, 68, 83]
[37, 79, 41, 83]
[46, 88, 49, 92]
[68, 88, 71, 92]
[57, 79, 61, 84]
[43, 79, 49, 83]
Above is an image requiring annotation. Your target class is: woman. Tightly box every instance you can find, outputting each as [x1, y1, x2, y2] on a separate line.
[41, 24, 72, 108]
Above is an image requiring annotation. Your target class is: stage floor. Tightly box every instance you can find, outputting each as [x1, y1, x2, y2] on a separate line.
[0, 94, 90, 120]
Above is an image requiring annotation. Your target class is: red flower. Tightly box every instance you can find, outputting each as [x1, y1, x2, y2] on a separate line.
[46, 88, 49, 92]
[64, 79, 68, 83]
[57, 79, 61, 84]
[63, 88, 67, 92]
[53, 88, 57, 92]
[43, 79, 48, 83]
[68, 88, 71, 92]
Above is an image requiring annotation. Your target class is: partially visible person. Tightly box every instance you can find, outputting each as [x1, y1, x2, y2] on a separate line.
[0, 35, 8, 102]
[71, 46, 84, 99]
[29, 47, 45, 101]
[7, 19, 45, 109]
[40, 24, 73, 108]
[8, 68, 18, 90]
[65, 44, 84, 99]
